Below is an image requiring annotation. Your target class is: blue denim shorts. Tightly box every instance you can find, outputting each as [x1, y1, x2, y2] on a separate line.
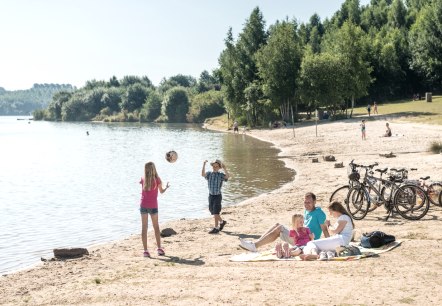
[140, 207, 158, 215]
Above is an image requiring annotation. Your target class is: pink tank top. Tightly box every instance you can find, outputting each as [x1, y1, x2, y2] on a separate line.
[140, 177, 160, 208]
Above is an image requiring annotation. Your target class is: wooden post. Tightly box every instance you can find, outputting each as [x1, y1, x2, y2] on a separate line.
[315, 109, 318, 137]
[291, 105, 295, 138]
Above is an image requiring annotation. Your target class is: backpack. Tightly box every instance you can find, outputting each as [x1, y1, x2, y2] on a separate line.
[360, 231, 395, 248]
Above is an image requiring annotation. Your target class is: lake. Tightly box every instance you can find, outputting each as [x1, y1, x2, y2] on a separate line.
[0, 116, 294, 274]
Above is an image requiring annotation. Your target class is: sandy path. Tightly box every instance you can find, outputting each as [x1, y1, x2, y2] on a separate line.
[1, 116, 442, 305]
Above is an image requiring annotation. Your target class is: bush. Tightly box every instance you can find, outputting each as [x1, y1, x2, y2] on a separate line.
[429, 141, 442, 154]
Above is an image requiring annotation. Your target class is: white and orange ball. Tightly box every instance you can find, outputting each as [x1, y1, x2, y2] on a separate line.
[166, 150, 178, 163]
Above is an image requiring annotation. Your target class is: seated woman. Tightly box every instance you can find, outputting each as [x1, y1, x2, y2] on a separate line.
[384, 122, 392, 137]
[300, 201, 354, 260]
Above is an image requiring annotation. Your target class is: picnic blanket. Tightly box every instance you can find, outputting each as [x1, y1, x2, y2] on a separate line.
[229, 240, 402, 262]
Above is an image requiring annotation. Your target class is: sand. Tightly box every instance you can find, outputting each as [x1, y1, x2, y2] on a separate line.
[1, 116, 442, 305]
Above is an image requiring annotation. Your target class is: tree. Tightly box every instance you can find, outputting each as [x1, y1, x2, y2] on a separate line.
[322, 21, 373, 116]
[161, 87, 189, 122]
[256, 20, 303, 122]
[140, 89, 162, 122]
[218, 7, 267, 124]
[409, 0, 442, 87]
[299, 51, 347, 116]
[120, 83, 149, 112]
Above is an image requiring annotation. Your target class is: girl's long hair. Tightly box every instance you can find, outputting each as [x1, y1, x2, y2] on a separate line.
[328, 201, 355, 228]
[143, 162, 158, 191]
[291, 214, 304, 229]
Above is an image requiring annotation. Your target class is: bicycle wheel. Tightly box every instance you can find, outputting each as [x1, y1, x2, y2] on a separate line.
[329, 185, 350, 204]
[394, 184, 429, 220]
[367, 187, 381, 212]
[439, 190, 442, 207]
[346, 187, 369, 220]
[427, 182, 442, 206]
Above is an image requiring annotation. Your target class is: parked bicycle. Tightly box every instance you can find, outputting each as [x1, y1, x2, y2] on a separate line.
[346, 162, 429, 221]
[388, 168, 442, 207]
[329, 160, 363, 205]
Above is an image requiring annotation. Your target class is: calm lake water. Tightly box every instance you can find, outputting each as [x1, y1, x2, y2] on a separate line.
[0, 116, 294, 275]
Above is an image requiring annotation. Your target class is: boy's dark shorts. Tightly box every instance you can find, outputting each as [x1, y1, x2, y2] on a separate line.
[208, 194, 222, 215]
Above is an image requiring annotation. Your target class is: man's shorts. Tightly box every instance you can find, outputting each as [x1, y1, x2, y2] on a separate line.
[208, 194, 222, 215]
[140, 207, 158, 215]
[279, 225, 295, 245]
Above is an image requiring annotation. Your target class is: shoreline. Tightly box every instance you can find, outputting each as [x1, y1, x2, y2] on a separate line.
[1, 117, 442, 305]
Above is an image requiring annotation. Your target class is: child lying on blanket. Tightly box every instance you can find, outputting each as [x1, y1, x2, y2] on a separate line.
[275, 214, 314, 259]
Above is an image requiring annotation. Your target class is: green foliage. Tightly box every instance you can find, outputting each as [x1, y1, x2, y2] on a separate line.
[409, 0, 442, 86]
[256, 20, 302, 122]
[140, 90, 162, 122]
[120, 83, 150, 112]
[299, 52, 347, 114]
[0, 84, 74, 115]
[187, 90, 225, 123]
[161, 87, 189, 122]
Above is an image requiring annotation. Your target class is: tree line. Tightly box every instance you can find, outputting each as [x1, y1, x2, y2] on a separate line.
[0, 84, 74, 115]
[34, 0, 441, 125]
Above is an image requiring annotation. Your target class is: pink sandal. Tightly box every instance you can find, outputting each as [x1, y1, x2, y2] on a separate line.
[143, 250, 151, 258]
[275, 243, 283, 259]
[157, 248, 165, 256]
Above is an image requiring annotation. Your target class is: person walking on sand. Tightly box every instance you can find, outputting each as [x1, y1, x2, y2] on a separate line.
[373, 102, 378, 114]
[202, 159, 230, 234]
[300, 201, 354, 261]
[239, 192, 327, 252]
[233, 120, 239, 134]
[360, 119, 366, 140]
[367, 104, 371, 116]
[139, 162, 169, 258]
[274, 214, 314, 258]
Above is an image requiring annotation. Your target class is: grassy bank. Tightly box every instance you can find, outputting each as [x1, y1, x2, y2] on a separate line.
[206, 96, 442, 129]
[352, 95, 442, 125]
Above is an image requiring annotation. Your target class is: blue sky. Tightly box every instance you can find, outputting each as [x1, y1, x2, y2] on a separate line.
[0, 0, 369, 90]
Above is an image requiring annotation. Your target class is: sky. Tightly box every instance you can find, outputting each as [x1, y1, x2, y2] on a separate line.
[0, 0, 370, 91]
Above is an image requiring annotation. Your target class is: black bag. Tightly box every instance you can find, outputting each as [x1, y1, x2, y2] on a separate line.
[360, 231, 395, 248]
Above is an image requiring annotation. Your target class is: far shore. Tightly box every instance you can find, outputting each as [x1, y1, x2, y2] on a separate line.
[1, 115, 442, 305]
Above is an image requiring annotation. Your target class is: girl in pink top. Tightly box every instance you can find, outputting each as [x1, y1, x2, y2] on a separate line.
[275, 214, 314, 258]
[139, 162, 169, 258]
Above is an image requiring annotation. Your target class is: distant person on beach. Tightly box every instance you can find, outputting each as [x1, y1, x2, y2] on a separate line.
[360, 119, 366, 140]
[86, 131, 89, 136]
[274, 214, 314, 258]
[367, 104, 371, 116]
[202, 159, 230, 234]
[233, 120, 239, 134]
[373, 102, 378, 114]
[139, 162, 169, 257]
[300, 201, 354, 261]
[239, 192, 327, 252]
[383, 122, 392, 137]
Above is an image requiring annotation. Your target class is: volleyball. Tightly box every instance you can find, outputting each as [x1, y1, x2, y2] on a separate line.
[166, 150, 178, 163]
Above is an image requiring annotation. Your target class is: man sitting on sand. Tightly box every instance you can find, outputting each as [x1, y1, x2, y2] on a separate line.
[239, 192, 328, 252]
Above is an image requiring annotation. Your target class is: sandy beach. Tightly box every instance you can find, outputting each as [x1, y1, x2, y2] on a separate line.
[1, 116, 442, 305]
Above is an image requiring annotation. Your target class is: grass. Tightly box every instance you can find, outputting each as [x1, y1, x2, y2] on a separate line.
[206, 96, 442, 128]
[352, 95, 442, 125]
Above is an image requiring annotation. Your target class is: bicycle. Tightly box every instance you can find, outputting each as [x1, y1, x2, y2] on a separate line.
[389, 168, 442, 207]
[346, 163, 429, 221]
[329, 160, 363, 205]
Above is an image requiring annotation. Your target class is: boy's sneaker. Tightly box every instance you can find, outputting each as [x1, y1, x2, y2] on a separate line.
[239, 238, 257, 252]
[319, 251, 327, 261]
[219, 220, 227, 231]
[326, 251, 335, 260]
[208, 228, 219, 234]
